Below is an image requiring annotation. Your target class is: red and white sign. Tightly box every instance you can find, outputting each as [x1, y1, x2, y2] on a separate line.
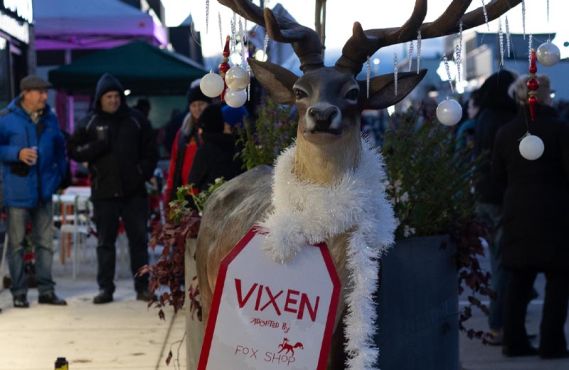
[198, 227, 340, 370]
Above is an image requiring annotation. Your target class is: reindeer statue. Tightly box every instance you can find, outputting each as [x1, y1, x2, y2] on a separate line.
[194, 1, 522, 369]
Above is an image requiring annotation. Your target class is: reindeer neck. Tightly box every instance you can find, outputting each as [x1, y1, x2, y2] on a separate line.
[293, 130, 362, 185]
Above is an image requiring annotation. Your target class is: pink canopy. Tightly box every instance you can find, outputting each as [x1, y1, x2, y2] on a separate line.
[34, 0, 168, 50]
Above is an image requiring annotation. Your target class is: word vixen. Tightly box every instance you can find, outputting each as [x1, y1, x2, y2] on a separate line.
[234, 279, 320, 322]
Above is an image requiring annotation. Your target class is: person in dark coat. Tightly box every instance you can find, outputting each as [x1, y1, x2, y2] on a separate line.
[473, 70, 518, 344]
[67, 73, 158, 304]
[492, 74, 569, 358]
[188, 103, 243, 192]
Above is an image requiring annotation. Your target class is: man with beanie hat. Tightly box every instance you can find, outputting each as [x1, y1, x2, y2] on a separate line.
[67, 73, 158, 304]
[164, 82, 212, 201]
[0, 75, 68, 308]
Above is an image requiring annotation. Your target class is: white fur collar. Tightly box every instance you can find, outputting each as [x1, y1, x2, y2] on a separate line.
[260, 140, 396, 370]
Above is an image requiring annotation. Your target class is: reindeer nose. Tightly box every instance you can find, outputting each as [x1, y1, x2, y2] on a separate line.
[307, 106, 339, 130]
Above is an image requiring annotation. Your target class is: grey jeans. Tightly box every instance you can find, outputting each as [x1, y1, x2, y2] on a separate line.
[7, 202, 55, 296]
[476, 202, 509, 331]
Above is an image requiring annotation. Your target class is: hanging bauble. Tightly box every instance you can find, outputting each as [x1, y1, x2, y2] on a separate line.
[200, 72, 225, 98]
[225, 65, 250, 90]
[536, 42, 561, 66]
[224, 88, 248, 108]
[519, 134, 544, 160]
[436, 98, 462, 126]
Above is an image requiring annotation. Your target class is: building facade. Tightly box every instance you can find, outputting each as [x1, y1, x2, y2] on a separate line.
[0, 0, 34, 107]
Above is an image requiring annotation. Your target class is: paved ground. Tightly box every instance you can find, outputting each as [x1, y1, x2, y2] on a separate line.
[0, 275, 187, 370]
[459, 267, 569, 370]
[0, 234, 186, 370]
[0, 232, 568, 369]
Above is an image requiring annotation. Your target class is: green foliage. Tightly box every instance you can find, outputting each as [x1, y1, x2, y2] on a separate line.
[382, 109, 479, 240]
[168, 178, 226, 221]
[237, 98, 298, 170]
[383, 109, 493, 340]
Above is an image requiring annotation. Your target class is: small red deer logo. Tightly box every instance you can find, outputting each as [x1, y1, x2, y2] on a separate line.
[277, 337, 304, 356]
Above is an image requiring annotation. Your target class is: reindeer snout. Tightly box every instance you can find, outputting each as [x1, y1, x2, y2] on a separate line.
[306, 106, 341, 133]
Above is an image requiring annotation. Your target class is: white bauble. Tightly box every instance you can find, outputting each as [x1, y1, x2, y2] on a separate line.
[436, 99, 462, 126]
[536, 42, 561, 67]
[519, 134, 544, 160]
[225, 66, 250, 90]
[225, 88, 248, 108]
[200, 72, 225, 98]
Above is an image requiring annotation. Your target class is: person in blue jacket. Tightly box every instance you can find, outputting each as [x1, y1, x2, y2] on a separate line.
[0, 75, 67, 308]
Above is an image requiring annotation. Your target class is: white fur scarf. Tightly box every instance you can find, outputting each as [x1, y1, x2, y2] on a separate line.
[260, 140, 397, 370]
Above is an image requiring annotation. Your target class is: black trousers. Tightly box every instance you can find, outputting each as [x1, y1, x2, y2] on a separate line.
[93, 196, 149, 294]
[503, 268, 569, 354]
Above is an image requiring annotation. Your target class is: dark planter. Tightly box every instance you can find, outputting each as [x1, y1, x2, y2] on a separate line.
[375, 235, 459, 370]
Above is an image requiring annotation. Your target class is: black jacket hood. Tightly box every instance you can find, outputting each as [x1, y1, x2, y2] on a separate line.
[93, 73, 127, 113]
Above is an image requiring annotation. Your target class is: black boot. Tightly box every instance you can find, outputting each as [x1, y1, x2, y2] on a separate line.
[93, 291, 113, 304]
[38, 292, 67, 306]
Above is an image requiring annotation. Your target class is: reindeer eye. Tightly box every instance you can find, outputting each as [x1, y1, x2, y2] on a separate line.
[345, 88, 359, 101]
[293, 88, 308, 100]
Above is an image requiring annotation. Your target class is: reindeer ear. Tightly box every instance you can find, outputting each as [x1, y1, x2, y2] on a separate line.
[360, 69, 427, 110]
[249, 58, 298, 104]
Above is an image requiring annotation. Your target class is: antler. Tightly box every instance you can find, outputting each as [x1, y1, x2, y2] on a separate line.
[336, 0, 523, 74]
[218, 0, 324, 71]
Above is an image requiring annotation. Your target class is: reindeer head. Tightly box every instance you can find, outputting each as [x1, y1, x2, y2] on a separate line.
[220, 0, 521, 179]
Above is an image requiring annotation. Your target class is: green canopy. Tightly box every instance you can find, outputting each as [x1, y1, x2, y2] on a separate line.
[48, 41, 207, 95]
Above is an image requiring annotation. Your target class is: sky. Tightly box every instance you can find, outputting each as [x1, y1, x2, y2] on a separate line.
[161, 0, 569, 59]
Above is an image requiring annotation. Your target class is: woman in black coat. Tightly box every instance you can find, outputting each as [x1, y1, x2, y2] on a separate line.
[492, 74, 569, 358]
[188, 103, 243, 192]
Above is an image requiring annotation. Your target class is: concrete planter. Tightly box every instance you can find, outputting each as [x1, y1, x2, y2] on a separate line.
[185, 238, 204, 370]
[375, 235, 459, 370]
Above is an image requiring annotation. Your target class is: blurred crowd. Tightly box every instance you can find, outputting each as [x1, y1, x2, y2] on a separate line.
[0, 73, 247, 309]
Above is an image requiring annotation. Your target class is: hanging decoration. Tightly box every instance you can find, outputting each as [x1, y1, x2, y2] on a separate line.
[224, 88, 248, 108]
[481, 0, 490, 30]
[436, 99, 462, 127]
[498, 18, 504, 68]
[528, 34, 533, 64]
[230, 12, 237, 52]
[505, 16, 512, 58]
[522, 0, 526, 39]
[519, 134, 544, 160]
[442, 56, 454, 94]
[205, 0, 210, 34]
[547, 0, 550, 23]
[393, 53, 399, 96]
[407, 41, 414, 72]
[225, 65, 250, 90]
[200, 71, 225, 98]
[536, 42, 561, 67]
[436, 57, 462, 127]
[527, 48, 538, 121]
[454, 20, 463, 82]
[416, 30, 422, 74]
[218, 12, 223, 49]
[263, 33, 270, 60]
[366, 56, 371, 98]
[200, 36, 232, 100]
[241, 18, 248, 65]
[519, 48, 544, 161]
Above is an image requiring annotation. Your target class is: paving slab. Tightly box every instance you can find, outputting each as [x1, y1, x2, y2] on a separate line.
[0, 278, 186, 370]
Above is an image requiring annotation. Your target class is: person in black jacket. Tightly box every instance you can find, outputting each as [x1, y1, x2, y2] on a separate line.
[473, 70, 518, 344]
[188, 103, 243, 192]
[67, 73, 158, 304]
[493, 75, 569, 358]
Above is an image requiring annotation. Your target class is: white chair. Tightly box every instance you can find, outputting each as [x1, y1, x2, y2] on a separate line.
[53, 193, 93, 279]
